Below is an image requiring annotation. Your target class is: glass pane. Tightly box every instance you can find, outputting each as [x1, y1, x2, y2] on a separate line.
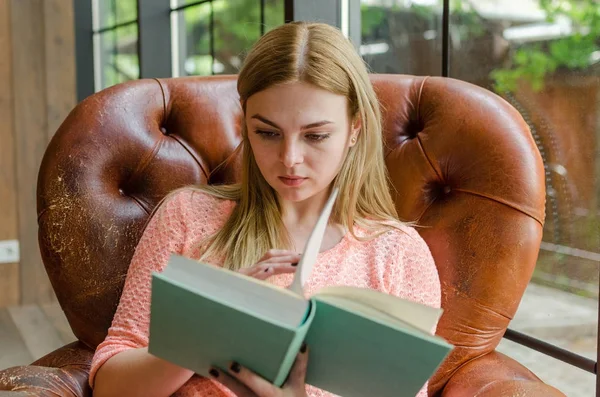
[264, 0, 284, 30]
[95, 0, 138, 29]
[212, 0, 260, 75]
[450, 0, 600, 382]
[175, 0, 213, 6]
[497, 337, 595, 396]
[361, 0, 443, 75]
[173, 0, 284, 77]
[94, 24, 139, 90]
[172, 2, 212, 76]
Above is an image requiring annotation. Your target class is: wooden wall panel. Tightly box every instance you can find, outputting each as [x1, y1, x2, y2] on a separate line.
[11, 0, 54, 304]
[44, 0, 76, 140]
[0, 0, 19, 307]
[0, 0, 76, 307]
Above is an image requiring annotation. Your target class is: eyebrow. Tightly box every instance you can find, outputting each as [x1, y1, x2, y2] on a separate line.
[251, 114, 334, 130]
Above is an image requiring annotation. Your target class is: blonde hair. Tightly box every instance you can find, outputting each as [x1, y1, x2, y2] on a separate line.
[183, 22, 403, 270]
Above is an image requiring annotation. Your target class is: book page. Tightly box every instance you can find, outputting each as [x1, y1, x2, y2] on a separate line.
[287, 188, 339, 295]
[163, 255, 310, 328]
[314, 286, 442, 334]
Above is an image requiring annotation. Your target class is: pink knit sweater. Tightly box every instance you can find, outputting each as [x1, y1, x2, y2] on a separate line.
[90, 188, 441, 397]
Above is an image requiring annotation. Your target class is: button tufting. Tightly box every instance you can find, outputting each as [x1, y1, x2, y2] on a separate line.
[405, 118, 424, 139]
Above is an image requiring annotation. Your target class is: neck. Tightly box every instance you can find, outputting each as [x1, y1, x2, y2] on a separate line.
[279, 186, 333, 231]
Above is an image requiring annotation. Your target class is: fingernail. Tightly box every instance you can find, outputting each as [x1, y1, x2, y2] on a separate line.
[230, 361, 241, 373]
[291, 262, 298, 267]
[209, 368, 219, 378]
[300, 343, 307, 353]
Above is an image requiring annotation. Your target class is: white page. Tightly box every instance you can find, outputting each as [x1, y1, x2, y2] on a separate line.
[163, 255, 309, 328]
[287, 188, 339, 295]
[315, 286, 442, 334]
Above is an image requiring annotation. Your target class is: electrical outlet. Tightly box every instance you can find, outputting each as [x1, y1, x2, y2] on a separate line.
[0, 240, 19, 264]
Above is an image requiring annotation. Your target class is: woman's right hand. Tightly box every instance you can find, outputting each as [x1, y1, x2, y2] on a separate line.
[209, 345, 310, 397]
[238, 249, 301, 280]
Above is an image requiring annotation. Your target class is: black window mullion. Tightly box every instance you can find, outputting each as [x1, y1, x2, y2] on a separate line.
[210, 0, 215, 76]
[284, 0, 342, 29]
[442, 0, 449, 77]
[74, 0, 94, 102]
[111, 1, 118, 82]
[138, 0, 171, 79]
[347, 0, 360, 49]
[597, 275, 600, 395]
[95, 20, 138, 35]
[171, 0, 213, 13]
[260, 0, 265, 36]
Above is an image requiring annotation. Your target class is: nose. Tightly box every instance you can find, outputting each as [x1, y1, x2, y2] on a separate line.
[280, 138, 303, 168]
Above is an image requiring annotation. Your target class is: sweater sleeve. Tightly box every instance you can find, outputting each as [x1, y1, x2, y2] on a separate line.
[88, 189, 191, 388]
[388, 226, 442, 397]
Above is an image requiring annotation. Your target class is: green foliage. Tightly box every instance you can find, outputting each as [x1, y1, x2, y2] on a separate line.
[361, 5, 386, 37]
[491, 0, 600, 93]
[182, 0, 284, 75]
[491, 45, 558, 92]
[361, 0, 485, 43]
[111, 0, 284, 77]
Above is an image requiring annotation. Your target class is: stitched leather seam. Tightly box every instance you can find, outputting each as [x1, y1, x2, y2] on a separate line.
[416, 75, 429, 122]
[417, 133, 443, 181]
[152, 78, 209, 179]
[452, 188, 544, 227]
[415, 77, 443, 182]
[170, 134, 209, 179]
[130, 135, 165, 183]
[153, 78, 167, 123]
[128, 195, 151, 215]
[208, 141, 243, 182]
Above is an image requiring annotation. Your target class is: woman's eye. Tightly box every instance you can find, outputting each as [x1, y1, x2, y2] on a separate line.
[306, 133, 330, 142]
[255, 129, 279, 139]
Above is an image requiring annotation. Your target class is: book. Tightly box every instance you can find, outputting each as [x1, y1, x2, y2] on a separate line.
[148, 188, 453, 397]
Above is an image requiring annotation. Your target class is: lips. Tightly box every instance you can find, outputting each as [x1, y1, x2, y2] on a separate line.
[278, 176, 307, 187]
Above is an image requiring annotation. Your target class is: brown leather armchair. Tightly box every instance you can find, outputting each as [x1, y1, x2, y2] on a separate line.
[0, 75, 566, 397]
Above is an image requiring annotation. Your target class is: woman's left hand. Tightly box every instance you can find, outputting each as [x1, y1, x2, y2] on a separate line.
[208, 345, 309, 397]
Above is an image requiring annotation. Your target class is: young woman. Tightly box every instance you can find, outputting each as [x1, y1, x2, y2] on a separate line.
[90, 22, 441, 397]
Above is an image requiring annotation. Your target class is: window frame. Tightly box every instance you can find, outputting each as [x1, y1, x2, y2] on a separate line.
[73, 3, 600, 394]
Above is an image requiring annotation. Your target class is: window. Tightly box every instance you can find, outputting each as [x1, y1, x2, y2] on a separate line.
[361, 1, 600, 395]
[170, 0, 284, 77]
[76, 0, 329, 100]
[92, 0, 139, 91]
[361, 0, 443, 75]
[75, 3, 600, 392]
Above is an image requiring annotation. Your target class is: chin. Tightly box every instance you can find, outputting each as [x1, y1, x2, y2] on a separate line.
[274, 188, 310, 202]
[269, 181, 312, 202]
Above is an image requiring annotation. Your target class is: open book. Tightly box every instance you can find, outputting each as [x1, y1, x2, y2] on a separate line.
[148, 189, 452, 397]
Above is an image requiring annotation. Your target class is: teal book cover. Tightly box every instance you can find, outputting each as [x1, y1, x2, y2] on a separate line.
[147, 188, 453, 396]
[149, 272, 313, 386]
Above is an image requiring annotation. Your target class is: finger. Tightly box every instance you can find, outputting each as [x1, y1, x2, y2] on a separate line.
[260, 249, 299, 261]
[254, 265, 297, 280]
[253, 259, 300, 277]
[284, 344, 309, 390]
[226, 361, 279, 397]
[208, 367, 257, 397]
[239, 261, 295, 278]
[259, 254, 302, 266]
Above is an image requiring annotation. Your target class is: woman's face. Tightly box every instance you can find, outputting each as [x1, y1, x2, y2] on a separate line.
[245, 81, 359, 203]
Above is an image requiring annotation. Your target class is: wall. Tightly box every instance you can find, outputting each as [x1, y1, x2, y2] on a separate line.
[0, 0, 76, 307]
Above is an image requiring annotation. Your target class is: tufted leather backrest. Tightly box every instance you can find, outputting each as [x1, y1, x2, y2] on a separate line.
[37, 74, 545, 394]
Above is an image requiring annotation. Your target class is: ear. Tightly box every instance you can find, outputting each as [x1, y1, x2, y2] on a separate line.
[349, 116, 362, 147]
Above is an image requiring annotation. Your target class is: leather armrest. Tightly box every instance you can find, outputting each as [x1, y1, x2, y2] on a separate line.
[0, 342, 93, 397]
[441, 350, 566, 397]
